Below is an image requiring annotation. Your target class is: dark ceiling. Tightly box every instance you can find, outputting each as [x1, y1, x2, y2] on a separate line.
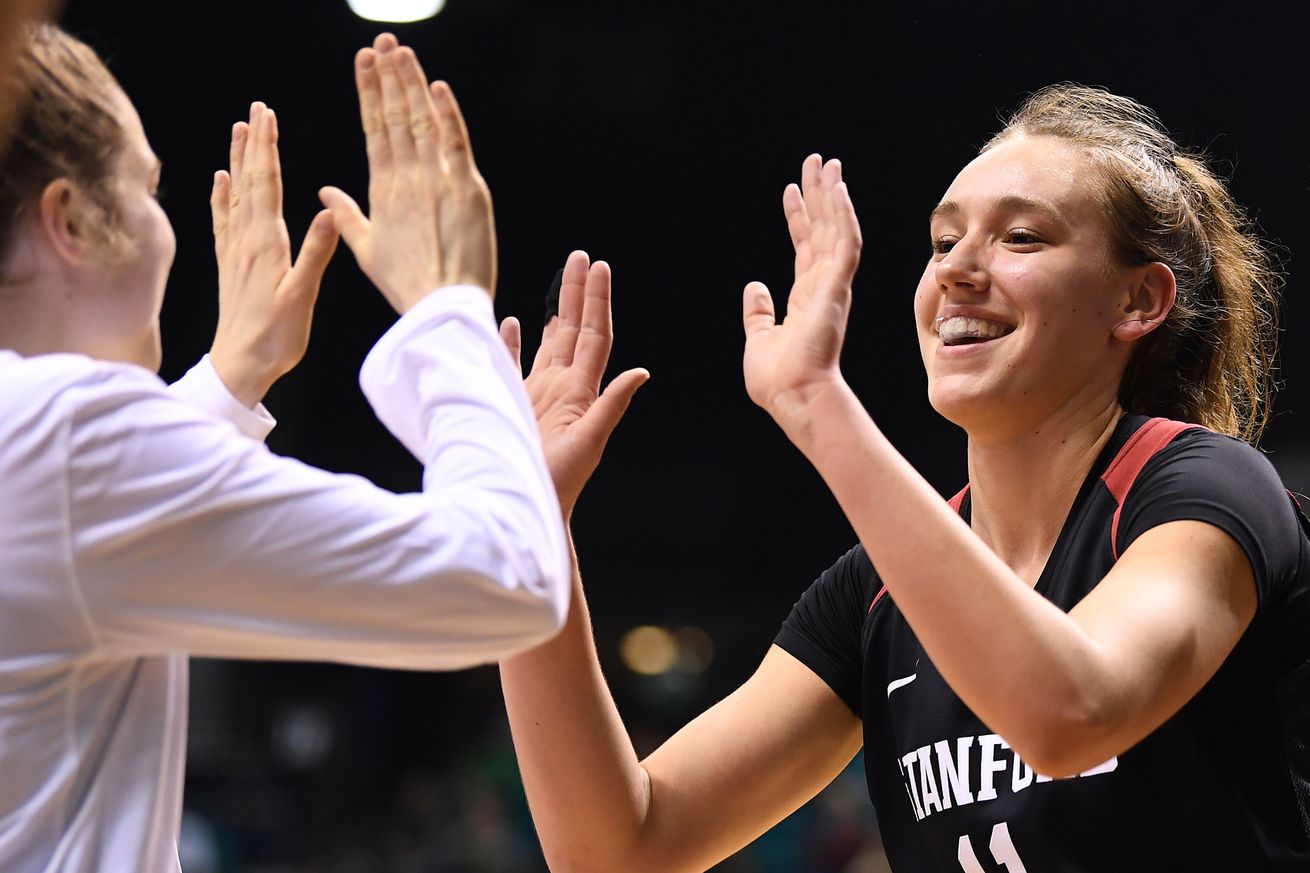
[55, 0, 1310, 670]
[44, 1, 1310, 866]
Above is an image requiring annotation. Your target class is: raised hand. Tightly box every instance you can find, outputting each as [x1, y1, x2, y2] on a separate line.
[209, 102, 341, 407]
[499, 251, 648, 517]
[741, 155, 862, 427]
[319, 33, 495, 313]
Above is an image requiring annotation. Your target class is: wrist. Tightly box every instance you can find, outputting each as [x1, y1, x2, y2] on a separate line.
[766, 374, 857, 451]
[209, 348, 276, 408]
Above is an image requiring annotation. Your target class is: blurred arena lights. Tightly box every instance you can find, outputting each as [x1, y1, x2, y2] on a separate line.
[270, 704, 335, 770]
[620, 625, 715, 676]
[346, 0, 445, 23]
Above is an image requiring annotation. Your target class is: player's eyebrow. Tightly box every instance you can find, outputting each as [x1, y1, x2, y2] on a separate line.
[930, 195, 1065, 225]
[929, 200, 959, 224]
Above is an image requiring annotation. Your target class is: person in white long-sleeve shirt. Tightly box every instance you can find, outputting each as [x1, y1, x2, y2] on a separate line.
[0, 25, 569, 873]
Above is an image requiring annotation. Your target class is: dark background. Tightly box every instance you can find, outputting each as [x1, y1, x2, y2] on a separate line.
[55, 1, 1310, 871]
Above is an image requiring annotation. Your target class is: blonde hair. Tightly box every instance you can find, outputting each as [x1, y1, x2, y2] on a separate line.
[986, 84, 1281, 444]
[0, 23, 124, 265]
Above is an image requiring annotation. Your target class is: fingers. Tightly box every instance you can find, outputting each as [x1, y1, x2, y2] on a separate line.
[284, 210, 340, 302]
[374, 35, 415, 167]
[211, 170, 230, 247]
[817, 157, 842, 227]
[318, 186, 371, 252]
[783, 182, 809, 249]
[249, 105, 284, 218]
[234, 102, 283, 222]
[356, 48, 389, 177]
[499, 317, 523, 374]
[796, 154, 850, 268]
[831, 178, 863, 276]
[430, 81, 479, 181]
[573, 259, 614, 384]
[800, 153, 824, 229]
[236, 102, 264, 221]
[742, 281, 777, 337]
[397, 47, 440, 169]
[549, 250, 589, 367]
[229, 121, 247, 199]
[784, 181, 813, 277]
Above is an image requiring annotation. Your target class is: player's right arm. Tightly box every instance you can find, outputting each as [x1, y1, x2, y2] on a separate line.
[504, 595, 861, 873]
[497, 253, 861, 873]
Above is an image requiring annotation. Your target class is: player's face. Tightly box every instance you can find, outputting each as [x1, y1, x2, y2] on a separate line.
[91, 88, 176, 371]
[913, 134, 1137, 438]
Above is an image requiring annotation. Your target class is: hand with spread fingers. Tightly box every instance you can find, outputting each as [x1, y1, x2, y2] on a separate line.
[741, 154, 863, 431]
[499, 251, 648, 517]
[320, 33, 496, 314]
[209, 102, 340, 407]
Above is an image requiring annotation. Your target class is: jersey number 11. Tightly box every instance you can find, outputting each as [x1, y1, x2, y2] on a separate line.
[957, 821, 1028, 873]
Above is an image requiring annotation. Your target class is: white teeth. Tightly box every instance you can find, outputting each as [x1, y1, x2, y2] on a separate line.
[935, 315, 1014, 346]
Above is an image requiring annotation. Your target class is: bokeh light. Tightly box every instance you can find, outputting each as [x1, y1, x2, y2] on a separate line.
[619, 625, 679, 675]
[346, 0, 445, 24]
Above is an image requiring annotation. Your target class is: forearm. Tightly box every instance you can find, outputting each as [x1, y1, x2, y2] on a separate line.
[781, 383, 1112, 773]
[499, 537, 652, 872]
[363, 287, 570, 620]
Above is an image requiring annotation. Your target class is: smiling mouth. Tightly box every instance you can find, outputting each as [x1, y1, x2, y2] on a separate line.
[934, 315, 1016, 347]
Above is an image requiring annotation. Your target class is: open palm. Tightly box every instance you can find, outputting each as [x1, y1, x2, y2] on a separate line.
[501, 251, 648, 517]
[742, 155, 862, 420]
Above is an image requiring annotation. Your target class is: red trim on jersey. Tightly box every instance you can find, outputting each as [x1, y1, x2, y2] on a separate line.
[948, 485, 970, 513]
[1101, 417, 1203, 559]
[868, 485, 972, 614]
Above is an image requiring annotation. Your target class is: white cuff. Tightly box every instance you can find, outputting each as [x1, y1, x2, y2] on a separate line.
[170, 355, 277, 441]
[361, 285, 495, 383]
[359, 284, 504, 461]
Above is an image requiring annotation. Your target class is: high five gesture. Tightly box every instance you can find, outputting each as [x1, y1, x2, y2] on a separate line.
[208, 102, 340, 407]
[500, 251, 649, 517]
[320, 33, 496, 313]
[742, 155, 862, 436]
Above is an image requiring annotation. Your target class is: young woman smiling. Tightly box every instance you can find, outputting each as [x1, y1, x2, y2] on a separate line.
[498, 85, 1309, 872]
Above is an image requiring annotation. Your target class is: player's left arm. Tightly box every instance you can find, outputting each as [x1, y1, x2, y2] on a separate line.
[1056, 520, 1256, 772]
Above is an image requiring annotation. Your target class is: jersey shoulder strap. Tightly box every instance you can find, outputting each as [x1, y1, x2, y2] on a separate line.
[866, 416, 1212, 611]
[1101, 416, 1204, 560]
[868, 485, 970, 614]
[868, 416, 1200, 612]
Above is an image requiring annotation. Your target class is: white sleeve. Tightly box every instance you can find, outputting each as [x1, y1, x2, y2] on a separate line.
[166, 354, 277, 441]
[65, 286, 569, 669]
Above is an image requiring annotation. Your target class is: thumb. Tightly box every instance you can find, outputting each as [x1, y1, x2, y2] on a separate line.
[499, 316, 523, 374]
[577, 368, 649, 449]
[742, 281, 776, 337]
[284, 209, 340, 299]
[318, 186, 370, 252]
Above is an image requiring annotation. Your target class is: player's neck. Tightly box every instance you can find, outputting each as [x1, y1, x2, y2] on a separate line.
[965, 400, 1123, 584]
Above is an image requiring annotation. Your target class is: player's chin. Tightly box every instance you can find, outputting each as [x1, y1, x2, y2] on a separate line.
[925, 375, 994, 430]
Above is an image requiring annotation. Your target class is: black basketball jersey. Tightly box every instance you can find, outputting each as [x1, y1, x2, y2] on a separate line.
[776, 414, 1310, 872]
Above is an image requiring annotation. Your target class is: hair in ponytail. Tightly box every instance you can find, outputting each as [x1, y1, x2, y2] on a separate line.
[985, 84, 1280, 443]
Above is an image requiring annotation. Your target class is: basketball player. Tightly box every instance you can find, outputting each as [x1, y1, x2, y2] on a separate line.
[498, 85, 1310, 871]
[0, 27, 568, 872]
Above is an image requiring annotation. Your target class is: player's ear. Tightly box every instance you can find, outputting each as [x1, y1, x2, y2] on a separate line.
[34, 178, 96, 267]
[1111, 262, 1175, 342]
